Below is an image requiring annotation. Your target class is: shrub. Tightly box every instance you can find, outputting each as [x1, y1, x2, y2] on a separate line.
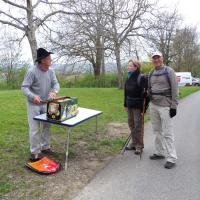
[57, 73, 119, 88]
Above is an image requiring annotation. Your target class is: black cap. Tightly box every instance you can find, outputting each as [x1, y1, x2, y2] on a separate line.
[36, 48, 53, 62]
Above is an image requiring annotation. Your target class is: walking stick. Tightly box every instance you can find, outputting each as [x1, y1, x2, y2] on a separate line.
[120, 133, 132, 155]
[140, 96, 146, 159]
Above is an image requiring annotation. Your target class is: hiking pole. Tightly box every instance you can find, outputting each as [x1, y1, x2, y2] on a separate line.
[140, 95, 146, 159]
[120, 133, 132, 155]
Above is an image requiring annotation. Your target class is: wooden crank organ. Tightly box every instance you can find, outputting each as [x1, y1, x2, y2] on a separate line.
[47, 96, 78, 122]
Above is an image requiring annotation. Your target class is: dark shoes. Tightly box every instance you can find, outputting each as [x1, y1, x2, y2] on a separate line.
[30, 149, 55, 162]
[135, 148, 142, 155]
[125, 146, 136, 151]
[164, 161, 176, 169]
[41, 148, 55, 155]
[30, 153, 43, 162]
[125, 146, 142, 155]
[149, 154, 165, 160]
[150, 154, 176, 169]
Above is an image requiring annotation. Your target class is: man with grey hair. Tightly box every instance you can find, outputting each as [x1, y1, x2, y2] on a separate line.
[148, 52, 178, 169]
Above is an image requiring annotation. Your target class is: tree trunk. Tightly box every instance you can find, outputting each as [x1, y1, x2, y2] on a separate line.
[26, 30, 38, 63]
[95, 36, 102, 78]
[177, 55, 181, 72]
[114, 44, 123, 89]
[101, 37, 105, 75]
[93, 63, 101, 78]
[135, 49, 140, 61]
[26, 0, 38, 64]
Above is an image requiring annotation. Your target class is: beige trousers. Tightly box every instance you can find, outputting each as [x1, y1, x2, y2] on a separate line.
[150, 102, 177, 163]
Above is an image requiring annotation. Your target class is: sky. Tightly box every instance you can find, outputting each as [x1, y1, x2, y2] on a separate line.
[1, 0, 200, 62]
[160, 0, 200, 27]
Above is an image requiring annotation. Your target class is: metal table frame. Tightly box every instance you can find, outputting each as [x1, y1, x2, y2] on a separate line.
[34, 107, 102, 171]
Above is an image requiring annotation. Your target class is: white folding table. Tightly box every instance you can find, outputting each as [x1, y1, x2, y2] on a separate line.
[34, 107, 103, 171]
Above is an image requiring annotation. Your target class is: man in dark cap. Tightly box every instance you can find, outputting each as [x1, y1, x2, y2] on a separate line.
[22, 48, 60, 161]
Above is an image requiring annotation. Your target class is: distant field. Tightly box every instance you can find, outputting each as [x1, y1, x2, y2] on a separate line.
[0, 86, 199, 197]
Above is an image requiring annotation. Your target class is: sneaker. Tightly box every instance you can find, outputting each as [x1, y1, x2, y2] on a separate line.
[125, 146, 136, 151]
[149, 154, 165, 160]
[164, 161, 176, 169]
[30, 153, 43, 162]
[41, 148, 55, 155]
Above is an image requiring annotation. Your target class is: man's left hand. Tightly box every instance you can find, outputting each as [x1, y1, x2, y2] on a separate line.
[49, 92, 57, 100]
[170, 108, 177, 118]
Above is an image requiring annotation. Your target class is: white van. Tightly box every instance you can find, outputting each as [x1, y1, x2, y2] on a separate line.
[175, 72, 192, 87]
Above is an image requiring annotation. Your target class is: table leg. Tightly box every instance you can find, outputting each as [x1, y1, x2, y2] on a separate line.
[65, 128, 71, 171]
[95, 116, 98, 133]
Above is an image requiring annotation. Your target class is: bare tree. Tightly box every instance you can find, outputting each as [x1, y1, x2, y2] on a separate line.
[105, 0, 155, 88]
[0, 0, 77, 63]
[172, 26, 200, 72]
[0, 31, 22, 86]
[147, 9, 181, 65]
[49, 0, 111, 78]
[49, 0, 155, 83]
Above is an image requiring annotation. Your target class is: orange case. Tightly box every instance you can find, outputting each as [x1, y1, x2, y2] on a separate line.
[26, 157, 61, 174]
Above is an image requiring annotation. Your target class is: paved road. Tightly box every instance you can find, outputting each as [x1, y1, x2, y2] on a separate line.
[73, 92, 200, 200]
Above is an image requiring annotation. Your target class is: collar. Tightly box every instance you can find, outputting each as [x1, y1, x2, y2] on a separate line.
[155, 65, 165, 71]
[128, 71, 133, 78]
[128, 69, 140, 78]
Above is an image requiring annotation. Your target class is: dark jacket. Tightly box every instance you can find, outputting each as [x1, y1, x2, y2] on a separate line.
[124, 70, 148, 110]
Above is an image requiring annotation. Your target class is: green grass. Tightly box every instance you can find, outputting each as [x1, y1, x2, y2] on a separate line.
[0, 86, 199, 197]
[178, 86, 200, 98]
[0, 88, 126, 197]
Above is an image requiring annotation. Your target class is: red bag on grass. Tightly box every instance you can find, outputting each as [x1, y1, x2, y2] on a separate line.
[25, 157, 61, 174]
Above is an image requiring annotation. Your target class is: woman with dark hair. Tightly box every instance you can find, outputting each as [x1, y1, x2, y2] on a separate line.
[124, 59, 148, 155]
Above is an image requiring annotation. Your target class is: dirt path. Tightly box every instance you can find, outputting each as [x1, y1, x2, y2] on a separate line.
[2, 123, 129, 200]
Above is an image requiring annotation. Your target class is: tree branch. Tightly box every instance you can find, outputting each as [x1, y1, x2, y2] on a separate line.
[2, 0, 29, 11]
[0, 11, 26, 27]
[40, 0, 70, 6]
[33, 0, 42, 9]
[36, 10, 91, 27]
[0, 19, 25, 31]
